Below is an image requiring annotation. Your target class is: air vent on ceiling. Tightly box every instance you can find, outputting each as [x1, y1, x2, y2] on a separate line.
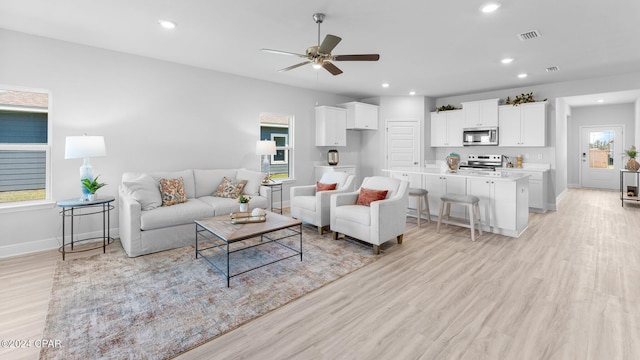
[518, 30, 541, 41]
[546, 66, 560, 72]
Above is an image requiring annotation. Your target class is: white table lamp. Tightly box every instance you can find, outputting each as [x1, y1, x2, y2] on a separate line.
[65, 135, 106, 200]
[256, 140, 276, 182]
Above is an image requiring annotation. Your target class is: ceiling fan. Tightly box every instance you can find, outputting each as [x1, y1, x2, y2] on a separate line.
[260, 13, 380, 76]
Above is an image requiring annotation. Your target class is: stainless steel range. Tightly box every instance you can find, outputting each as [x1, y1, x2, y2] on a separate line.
[459, 154, 502, 171]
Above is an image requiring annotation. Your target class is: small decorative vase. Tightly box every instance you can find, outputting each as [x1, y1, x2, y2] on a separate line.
[239, 203, 249, 212]
[627, 158, 640, 172]
[327, 149, 339, 166]
[87, 194, 97, 201]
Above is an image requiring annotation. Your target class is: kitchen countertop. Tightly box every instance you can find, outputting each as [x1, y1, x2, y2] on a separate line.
[382, 167, 531, 181]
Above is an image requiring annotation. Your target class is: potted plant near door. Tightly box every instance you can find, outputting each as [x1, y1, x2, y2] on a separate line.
[625, 146, 640, 171]
[81, 175, 107, 201]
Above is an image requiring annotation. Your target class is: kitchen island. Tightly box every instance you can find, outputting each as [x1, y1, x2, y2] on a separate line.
[383, 167, 530, 237]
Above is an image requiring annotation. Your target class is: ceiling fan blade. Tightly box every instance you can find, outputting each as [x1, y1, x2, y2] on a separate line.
[318, 34, 342, 54]
[322, 61, 343, 76]
[278, 61, 311, 72]
[261, 49, 308, 58]
[333, 54, 380, 61]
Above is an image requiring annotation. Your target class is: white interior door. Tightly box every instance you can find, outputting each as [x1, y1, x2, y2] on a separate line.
[580, 125, 623, 189]
[386, 120, 421, 169]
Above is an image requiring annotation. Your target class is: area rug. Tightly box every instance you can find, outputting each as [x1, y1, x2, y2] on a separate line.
[39, 226, 378, 360]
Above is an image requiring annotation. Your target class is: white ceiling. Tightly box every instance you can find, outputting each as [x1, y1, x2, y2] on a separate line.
[1, 0, 640, 100]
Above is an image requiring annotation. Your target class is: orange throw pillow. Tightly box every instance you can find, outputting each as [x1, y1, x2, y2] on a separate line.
[316, 182, 338, 191]
[356, 188, 388, 206]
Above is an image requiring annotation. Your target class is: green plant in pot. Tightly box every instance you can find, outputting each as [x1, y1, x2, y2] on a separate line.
[625, 146, 640, 171]
[238, 194, 251, 212]
[81, 175, 106, 201]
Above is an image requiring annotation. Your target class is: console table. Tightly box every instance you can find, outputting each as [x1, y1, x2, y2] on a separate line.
[620, 169, 640, 207]
[57, 196, 115, 260]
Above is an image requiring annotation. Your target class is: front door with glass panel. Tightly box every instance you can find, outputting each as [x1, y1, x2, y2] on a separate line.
[580, 125, 623, 189]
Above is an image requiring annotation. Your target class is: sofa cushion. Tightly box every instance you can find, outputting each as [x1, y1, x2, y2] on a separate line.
[356, 188, 389, 206]
[125, 170, 195, 199]
[199, 195, 270, 216]
[122, 173, 161, 211]
[140, 199, 214, 230]
[236, 169, 265, 196]
[316, 182, 337, 191]
[335, 205, 371, 226]
[291, 195, 316, 211]
[160, 177, 187, 206]
[194, 169, 237, 198]
[213, 177, 247, 198]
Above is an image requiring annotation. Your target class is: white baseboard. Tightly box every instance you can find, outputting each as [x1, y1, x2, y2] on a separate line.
[0, 228, 119, 259]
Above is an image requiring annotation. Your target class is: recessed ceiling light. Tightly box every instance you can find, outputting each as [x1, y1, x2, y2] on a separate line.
[501, 57, 514, 64]
[481, 2, 502, 13]
[409, 91, 416, 96]
[382, 83, 390, 88]
[517, 73, 528, 79]
[597, 99, 604, 103]
[158, 19, 176, 29]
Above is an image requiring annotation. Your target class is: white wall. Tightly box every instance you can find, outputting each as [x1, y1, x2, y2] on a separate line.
[567, 103, 636, 186]
[0, 29, 354, 257]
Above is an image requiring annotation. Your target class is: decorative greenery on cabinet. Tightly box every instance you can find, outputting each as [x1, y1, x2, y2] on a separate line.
[505, 92, 547, 106]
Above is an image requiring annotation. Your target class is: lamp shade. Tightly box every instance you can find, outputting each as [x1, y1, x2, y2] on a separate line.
[65, 135, 106, 159]
[255, 140, 276, 155]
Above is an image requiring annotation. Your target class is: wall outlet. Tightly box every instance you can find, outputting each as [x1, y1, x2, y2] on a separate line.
[537, 153, 543, 160]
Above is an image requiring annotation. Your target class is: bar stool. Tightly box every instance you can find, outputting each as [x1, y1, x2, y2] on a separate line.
[436, 193, 482, 241]
[407, 187, 430, 226]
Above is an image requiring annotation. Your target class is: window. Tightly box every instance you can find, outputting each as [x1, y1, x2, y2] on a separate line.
[259, 113, 294, 180]
[0, 89, 51, 205]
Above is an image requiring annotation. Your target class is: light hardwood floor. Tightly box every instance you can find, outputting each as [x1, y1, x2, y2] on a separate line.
[2, 188, 640, 359]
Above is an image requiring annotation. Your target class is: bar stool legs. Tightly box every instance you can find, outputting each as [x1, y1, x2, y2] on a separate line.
[436, 194, 482, 241]
[408, 188, 430, 227]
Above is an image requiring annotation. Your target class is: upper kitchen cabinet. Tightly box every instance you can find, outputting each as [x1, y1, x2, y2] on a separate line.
[498, 101, 547, 147]
[461, 99, 499, 127]
[339, 102, 379, 130]
[430, 110, 464, 147]
[316, 106, 347, 146]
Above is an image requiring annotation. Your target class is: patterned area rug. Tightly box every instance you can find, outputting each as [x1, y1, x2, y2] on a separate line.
[40, 226, 378, 359]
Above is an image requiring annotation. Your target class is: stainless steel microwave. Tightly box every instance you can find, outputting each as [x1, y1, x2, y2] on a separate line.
[463, 127, 499, 146]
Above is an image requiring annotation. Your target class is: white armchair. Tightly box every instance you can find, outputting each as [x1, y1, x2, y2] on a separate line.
[330, 176, 409, 254]
[290, 172, 355, 234]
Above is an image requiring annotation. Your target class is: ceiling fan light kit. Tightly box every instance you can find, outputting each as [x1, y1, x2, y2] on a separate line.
[261, 13, 380, 76]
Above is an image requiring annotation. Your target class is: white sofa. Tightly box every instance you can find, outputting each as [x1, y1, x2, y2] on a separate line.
[118, 168, 269, 257]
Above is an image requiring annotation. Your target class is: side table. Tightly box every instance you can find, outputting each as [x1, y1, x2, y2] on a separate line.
[56, 196, 115, 260]
[262, 181, 283, 214]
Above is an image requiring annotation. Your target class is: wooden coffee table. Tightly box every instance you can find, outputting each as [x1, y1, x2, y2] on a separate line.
[195, 211, 302, 287]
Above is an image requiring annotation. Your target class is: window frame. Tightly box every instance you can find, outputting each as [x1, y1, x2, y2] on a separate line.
[0, 86, 54, 212]
[259, 113, 294, 182]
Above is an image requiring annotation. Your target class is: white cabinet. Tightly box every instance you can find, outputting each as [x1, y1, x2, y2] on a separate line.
[462, 99, 499, 128]
[467, 177, 528, 235]
[315, 165, 356, 182]
[339, 102, 378, 130]
[424, 174, 467, 218]
[315, 106, 347, 146]
[430, 110, 464, 147]
[498, 102, 547, 147]
[506, 169, 547, 212]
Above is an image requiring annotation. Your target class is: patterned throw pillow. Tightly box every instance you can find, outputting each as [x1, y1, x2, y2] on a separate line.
[159, 177, 187, 207]
[356, 188, 388, 206]
[213, 177, 248, 199]
[316, 182, 338, 191]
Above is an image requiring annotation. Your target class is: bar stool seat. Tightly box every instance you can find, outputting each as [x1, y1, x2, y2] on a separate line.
[436, 193, 482, 241]
[407, 187, 430, 226]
